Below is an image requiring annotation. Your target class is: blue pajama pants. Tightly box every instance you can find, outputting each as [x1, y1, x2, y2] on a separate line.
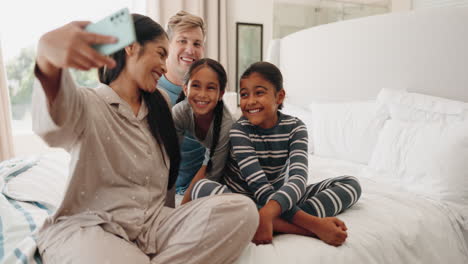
[191, 176, 362, 221]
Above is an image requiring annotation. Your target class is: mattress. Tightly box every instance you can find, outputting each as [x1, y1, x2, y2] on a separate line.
[234, 155, 468, 264]
[1, 153, 467, 264]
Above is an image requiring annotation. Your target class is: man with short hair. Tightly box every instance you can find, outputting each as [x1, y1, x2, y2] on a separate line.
[158, 11, 207, 198]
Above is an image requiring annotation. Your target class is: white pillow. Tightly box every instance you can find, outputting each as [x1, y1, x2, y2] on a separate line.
[368, 120, 468, 205]
[308, 101, 389, 164]
[377, 88, 468, 122]
[281, 103, 314, 153]
[2, 151, 70, 210]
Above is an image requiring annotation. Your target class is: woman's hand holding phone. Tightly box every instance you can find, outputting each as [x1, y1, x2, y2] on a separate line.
[35, 21, 117, 104]
[36, 21, 117, 75]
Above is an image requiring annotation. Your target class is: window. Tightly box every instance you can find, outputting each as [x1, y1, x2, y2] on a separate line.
[1, 0, 145, 134]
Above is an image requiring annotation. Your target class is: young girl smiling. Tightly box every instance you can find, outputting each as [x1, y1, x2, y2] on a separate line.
[191, 61, 362, 246]
[172, 58, 234, 204]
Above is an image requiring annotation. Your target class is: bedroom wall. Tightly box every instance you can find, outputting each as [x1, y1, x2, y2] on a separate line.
[226, 0, 274, 93]
[273, 1, 390, 39]
[392, 0, 412, 11]
[391, 0, 468, 11]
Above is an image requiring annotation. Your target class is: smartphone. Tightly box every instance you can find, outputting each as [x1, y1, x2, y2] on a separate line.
[85, 7, 136, 55]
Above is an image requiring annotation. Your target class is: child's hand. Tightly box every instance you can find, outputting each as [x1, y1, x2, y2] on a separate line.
[314, 217, 348, 246]
[252, 211, 274, 245]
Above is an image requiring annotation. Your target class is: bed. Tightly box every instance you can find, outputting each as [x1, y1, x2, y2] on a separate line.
[239, 5, 468, 264]
[2, 6, 468, 264]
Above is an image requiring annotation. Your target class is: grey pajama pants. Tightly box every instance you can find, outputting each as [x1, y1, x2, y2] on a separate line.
[40, 194, 258, 264]
[191, 176, 362, 221]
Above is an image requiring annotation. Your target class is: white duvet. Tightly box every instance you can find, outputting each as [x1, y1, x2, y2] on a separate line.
[1, 153, 467, 264]
[236, 156, 468, 264]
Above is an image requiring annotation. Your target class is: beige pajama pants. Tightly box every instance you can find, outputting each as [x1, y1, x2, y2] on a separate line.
[40, 194, 258, 264]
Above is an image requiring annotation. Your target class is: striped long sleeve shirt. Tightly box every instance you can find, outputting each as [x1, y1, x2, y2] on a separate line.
[224, 112, 309, 214]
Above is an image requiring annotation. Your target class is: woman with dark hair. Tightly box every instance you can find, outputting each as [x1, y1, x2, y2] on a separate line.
[32, 14, 258, 264]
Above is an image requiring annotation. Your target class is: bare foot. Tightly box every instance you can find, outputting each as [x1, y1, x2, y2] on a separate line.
[252, 213, 274, 245]
[292, 211, 348, 246]
[273, 218, 316, 237]
[303, 217, 348, 246]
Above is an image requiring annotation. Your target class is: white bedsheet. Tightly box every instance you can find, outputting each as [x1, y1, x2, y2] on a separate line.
[1, 154, 467, 264]
[235, 155, 468, 264]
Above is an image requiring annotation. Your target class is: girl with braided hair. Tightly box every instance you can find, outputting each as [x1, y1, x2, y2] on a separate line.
[172, 58, 234, 204]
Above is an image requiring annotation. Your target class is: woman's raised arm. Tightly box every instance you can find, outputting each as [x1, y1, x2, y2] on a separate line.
[35, 21, 116, 104]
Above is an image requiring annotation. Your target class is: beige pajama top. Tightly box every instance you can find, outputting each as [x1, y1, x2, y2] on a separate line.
[32, 69, 172, 254]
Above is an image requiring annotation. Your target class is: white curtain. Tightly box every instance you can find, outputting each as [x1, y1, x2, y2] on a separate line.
[146, 0, 231, 90]
[0, 38, 15, 161]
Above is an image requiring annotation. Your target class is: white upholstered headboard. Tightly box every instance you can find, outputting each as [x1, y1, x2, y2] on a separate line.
[269, 7, 468, 106]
